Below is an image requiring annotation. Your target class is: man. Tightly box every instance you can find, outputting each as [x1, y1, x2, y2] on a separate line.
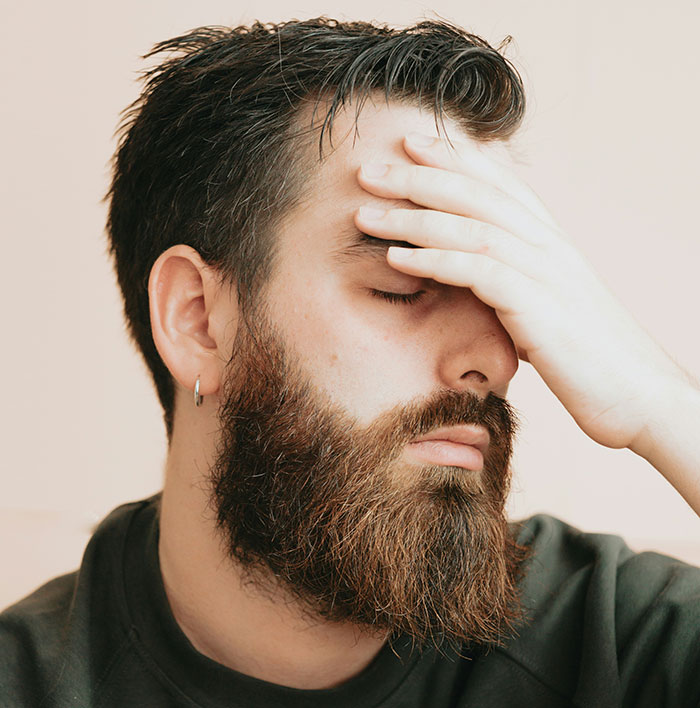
[1, 16, 699, 707]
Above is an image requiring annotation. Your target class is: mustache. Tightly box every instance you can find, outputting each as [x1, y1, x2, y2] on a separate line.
[373, 387, 520, 451]
[317, 387, 521, 484]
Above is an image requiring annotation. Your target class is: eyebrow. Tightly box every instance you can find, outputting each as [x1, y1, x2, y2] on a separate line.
[331, 226, 419, 265]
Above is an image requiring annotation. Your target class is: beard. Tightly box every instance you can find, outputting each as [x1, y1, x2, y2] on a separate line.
[208, 307, 531, 656]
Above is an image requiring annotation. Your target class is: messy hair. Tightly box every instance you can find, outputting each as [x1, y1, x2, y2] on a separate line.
[105, 16, 525, 442]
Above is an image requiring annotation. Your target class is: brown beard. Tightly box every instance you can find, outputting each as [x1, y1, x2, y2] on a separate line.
[208, 308, 531, 656]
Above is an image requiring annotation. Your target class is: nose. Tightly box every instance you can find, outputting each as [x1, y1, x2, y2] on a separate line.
[435, 290, 519, 396]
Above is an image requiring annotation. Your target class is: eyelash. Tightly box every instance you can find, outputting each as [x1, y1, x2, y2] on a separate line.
[370, 289, 426, 305]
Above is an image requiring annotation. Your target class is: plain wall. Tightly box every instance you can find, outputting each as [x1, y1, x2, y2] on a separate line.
[1, 0, 699, 610]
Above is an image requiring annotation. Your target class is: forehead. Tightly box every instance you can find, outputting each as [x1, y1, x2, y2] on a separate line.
[275, 98, 507, 263]
[308, 98, 454, 223]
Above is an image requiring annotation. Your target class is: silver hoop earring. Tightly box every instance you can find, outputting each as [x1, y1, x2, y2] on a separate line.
[194, 376, 203, 407]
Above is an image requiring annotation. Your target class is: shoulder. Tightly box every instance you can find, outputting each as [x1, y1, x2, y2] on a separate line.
[499, 513, 700, 704]
[513, 512, 700, 604]
[0, 572, 79, 706]
[0, 496, 158, 707]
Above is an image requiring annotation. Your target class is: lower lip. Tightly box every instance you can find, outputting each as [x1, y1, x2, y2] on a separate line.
[406, 440, 484, 471]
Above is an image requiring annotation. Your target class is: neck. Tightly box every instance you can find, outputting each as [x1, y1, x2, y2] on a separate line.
[157, 405, 388, 690]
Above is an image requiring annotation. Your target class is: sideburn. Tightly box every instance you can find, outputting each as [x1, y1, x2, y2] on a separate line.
[208, 311, 532, 656]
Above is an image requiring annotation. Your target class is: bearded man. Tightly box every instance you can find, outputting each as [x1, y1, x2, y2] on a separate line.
[2, 17, 699, 708]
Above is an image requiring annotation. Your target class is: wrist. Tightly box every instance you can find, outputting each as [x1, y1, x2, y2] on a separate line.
[628, 379, 700, 516]
[630, 379, 699, 461]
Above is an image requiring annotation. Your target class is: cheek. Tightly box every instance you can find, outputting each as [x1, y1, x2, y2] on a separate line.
[272, 285, 428, 422]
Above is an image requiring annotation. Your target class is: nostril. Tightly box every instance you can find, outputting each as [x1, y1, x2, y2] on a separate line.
[461, 370, 487, 384]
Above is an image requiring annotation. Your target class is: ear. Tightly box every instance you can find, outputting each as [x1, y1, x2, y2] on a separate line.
[148, 245, 236, 401]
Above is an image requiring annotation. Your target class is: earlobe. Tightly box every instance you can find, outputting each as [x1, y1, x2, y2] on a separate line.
[148, 245, 231, 399]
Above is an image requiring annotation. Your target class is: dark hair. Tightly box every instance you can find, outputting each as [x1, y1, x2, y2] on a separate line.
[106, 16, 525, 443]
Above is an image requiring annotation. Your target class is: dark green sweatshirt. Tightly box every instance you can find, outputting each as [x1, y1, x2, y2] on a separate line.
[1, 495, 699, 707]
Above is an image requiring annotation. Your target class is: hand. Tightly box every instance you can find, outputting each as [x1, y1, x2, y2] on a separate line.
[355, 132, 695, 452]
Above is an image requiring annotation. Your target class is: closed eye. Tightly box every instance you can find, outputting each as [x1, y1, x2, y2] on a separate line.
[370, 289, 426, 305]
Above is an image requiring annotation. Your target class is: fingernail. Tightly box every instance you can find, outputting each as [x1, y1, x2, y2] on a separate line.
[361, 163, 389, 178]
[358, 206, 386, 220]
[406, 132, 436, 148]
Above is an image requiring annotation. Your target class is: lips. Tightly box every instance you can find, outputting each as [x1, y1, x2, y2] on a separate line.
[406, 425, 490, 471]
[412, 425, 490, 452]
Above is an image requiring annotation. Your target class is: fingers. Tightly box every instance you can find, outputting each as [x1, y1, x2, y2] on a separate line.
[386, 246, 534, 318]
[354, 206, 546, 280]
[402, 132, 560, 231]
[357, 162, 559, 249]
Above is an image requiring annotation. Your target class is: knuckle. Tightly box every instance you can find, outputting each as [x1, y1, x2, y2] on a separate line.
[467, 221, 500, 256]
[467, 220, 489, 251]
[414, 210, 436, 247]
[406, 164, 423, 193]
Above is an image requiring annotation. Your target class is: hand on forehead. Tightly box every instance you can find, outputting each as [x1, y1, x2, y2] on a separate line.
[299, 98, 513, 260]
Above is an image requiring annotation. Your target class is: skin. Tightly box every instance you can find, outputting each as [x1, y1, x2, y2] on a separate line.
[354, 127, 700, 513]
[148, 98, 700, 690]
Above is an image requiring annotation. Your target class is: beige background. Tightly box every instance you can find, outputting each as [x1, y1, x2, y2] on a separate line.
[1, 0, 699, 611]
